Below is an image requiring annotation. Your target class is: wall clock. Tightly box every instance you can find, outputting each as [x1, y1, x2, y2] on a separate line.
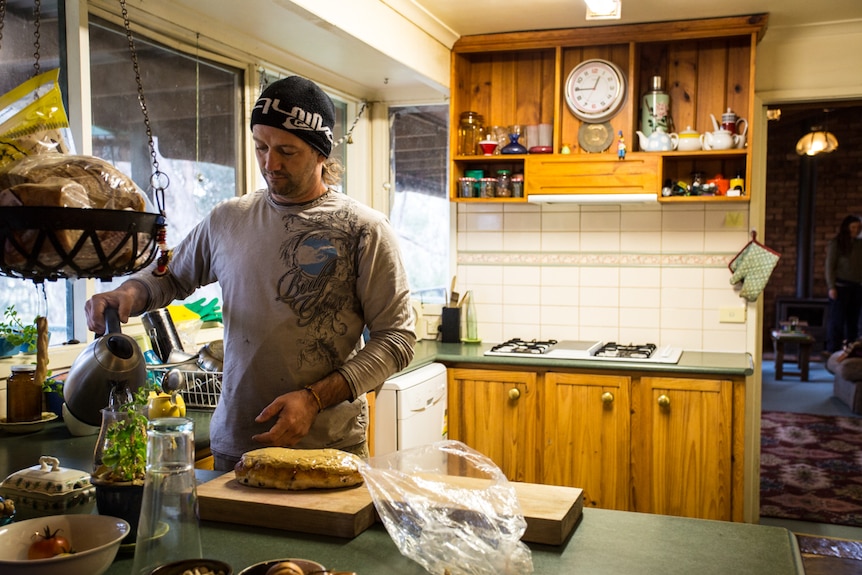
[564, 59, 627, 123]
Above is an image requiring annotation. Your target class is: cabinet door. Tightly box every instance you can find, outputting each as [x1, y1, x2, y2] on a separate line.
[447, 368, 539, 483]
[632, 376, 733, 520]
[542, 372, 631, 510]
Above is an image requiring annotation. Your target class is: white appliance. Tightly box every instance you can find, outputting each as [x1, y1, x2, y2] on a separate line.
[374, 362, 447, 457]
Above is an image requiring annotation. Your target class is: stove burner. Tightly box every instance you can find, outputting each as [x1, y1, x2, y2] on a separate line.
[489, 338, 558, 355]
[594, 342, 657, 359]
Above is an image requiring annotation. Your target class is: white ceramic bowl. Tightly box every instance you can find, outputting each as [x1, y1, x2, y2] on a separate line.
[61, 403, 100, 436]
[0, 514, 129, 575]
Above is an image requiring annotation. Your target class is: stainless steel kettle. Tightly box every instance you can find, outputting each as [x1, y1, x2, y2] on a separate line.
[63, 308, 147, 426]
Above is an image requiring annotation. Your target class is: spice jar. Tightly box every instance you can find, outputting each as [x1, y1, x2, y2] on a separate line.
[478, 177, 497, 198]
[7, 364, 41, 423]
[511, 173, 524, 198]
[495, 170, 512, 197]
[458, 176, 477, 198]
[457, 111, 484, 156]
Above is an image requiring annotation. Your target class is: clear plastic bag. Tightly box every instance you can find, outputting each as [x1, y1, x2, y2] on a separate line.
[359, 440, 533, 575]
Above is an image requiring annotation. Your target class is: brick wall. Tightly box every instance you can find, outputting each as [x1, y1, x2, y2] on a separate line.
[763, 105, 862, 351]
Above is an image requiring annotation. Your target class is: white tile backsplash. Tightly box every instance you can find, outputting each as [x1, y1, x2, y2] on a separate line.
[455, 202, 755, 351]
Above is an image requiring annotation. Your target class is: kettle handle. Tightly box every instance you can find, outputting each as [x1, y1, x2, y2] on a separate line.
[105, 307, 122, 335]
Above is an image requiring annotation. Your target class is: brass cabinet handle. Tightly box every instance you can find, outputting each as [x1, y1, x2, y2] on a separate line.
[657, 394, 671, 408]
[508, 388, 521, 400]
[601, 391, 614, 404]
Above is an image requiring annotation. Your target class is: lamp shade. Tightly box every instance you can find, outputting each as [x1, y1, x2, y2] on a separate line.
[796, 130, 838, 156]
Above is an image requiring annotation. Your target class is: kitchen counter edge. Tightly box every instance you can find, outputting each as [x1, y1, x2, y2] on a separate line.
[400, 340, 754, 378]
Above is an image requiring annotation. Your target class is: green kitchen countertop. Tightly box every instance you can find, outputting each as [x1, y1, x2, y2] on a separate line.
[404, 340, 755, 377]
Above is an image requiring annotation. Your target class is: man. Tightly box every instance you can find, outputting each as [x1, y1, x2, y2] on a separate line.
[85, 76, 416, 471]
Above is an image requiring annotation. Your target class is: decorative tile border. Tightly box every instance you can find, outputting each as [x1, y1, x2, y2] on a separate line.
[458, 251, 733, 267]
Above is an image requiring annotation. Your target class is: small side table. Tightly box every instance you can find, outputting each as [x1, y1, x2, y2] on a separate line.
[771, 330, 815, 381]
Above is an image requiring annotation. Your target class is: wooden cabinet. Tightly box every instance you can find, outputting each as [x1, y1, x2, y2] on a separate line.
[542, 372, 631, 511]
[631, 376, 740, 521]
[447, 366, 746, 521]
[449, 14, 767, 203]
[447, 368, 540, 483]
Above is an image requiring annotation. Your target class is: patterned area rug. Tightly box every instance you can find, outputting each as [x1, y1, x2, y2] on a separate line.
[761, 411, 862, 527]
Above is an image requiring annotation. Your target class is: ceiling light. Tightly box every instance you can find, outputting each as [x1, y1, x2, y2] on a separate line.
[585, 0, 621, 20]
[795, 128, 838, 157]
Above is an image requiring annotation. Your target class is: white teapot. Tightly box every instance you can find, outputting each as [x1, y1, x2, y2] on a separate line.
[676, 126, 702, 152]
[636, 126, 678, 152]
[701, 129, 739, 151]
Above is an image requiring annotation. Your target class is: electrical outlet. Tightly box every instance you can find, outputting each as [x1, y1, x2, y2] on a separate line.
[719, 307, 746, 323]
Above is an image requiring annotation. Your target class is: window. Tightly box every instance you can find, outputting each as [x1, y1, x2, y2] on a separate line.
[388, 105, 450, 303]
[88, 16, 242, 307]
[0, 0, 69, 343]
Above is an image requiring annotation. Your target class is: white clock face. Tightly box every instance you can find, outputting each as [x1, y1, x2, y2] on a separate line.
[565, 59, 627, 123]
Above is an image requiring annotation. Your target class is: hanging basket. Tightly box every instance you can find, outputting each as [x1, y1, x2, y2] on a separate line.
[0, 206, 163, 282]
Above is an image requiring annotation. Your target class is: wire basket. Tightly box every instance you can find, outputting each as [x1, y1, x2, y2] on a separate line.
[0, 206, 163, 282]
[148, 367, 223, 410]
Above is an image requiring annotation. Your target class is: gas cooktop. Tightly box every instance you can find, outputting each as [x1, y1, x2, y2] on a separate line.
[484, 339, 684, 364]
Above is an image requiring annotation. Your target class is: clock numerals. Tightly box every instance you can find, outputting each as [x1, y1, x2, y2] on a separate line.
[565, 59, 627, 123]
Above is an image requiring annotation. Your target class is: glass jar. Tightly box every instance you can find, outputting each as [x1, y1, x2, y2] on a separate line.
[458, 177, 477, 198]
[496, 170, 512, 197]
[7, 364, 40, 423]
[457, 111, 484, 156]
[478, 178, 497, 198]
[511, 173, 524, 198]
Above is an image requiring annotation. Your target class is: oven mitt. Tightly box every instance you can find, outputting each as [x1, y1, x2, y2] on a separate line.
[729, 241, 780, 302]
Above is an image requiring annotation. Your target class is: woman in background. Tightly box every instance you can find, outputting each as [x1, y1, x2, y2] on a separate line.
[826, 214, 862, 354]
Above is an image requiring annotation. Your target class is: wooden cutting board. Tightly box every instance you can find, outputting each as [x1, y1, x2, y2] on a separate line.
[197, 472, 583, 545]
[197, 472, 376, 538]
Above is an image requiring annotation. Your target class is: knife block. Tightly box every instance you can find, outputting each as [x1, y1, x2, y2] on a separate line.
[440, 307, 461, 343]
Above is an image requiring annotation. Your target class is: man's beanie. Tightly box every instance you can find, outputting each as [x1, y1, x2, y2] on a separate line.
[250, 76, 335, 157]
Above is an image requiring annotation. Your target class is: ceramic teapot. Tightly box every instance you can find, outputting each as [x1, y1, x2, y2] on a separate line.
[701, 129, 739, 151]
[147, 390, 186, 418]
[710, 108, 748, 145]
[676, 126, 702, 151]
[636, 126, 678, 152]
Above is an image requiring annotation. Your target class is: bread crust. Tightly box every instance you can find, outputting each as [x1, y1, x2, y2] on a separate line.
[234, 447, 364, 490]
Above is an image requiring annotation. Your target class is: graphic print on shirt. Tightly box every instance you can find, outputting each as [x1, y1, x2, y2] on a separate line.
[275, 203, 367, 370]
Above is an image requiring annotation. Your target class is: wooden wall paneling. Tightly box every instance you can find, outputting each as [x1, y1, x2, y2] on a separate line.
[490, 56, 517, 127]
[667, 41, 699, 134]
[559, 47, 585, 151]
[725, 38, 752, 125]
[695, 39, 730, 137]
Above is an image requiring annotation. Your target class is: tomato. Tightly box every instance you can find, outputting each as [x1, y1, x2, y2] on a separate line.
[27, 526, 72, 559]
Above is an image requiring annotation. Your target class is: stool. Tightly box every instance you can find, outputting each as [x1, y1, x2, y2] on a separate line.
[771, 330, 815, 381]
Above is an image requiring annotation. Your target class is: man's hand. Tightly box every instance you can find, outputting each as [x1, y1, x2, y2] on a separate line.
[252, 389, 319, 446]
[84, 282, 147, 334]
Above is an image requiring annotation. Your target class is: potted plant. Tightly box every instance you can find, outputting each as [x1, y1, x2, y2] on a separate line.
[0, 305, 37, 357]
[91, 387, 150, 542]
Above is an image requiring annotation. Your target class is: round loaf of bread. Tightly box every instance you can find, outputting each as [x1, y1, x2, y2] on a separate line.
[234, 447, 364, 491]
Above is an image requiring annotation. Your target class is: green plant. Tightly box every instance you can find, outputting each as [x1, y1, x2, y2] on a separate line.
[0, 305, 37, 353]
[41, 373, 61, 394]
[94, 388, 150, 484]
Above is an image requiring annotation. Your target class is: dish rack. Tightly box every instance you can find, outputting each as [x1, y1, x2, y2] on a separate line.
[147, 367, 222, 409]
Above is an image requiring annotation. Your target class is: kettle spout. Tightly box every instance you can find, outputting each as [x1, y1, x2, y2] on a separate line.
[636, 131, 648, 149]
[710, 113, 720, 132]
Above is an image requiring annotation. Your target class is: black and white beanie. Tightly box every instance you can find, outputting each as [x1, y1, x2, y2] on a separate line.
[250, 76, 335, 157]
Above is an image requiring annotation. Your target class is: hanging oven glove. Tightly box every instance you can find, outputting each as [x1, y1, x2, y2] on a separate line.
[728, 241, 780, 302]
